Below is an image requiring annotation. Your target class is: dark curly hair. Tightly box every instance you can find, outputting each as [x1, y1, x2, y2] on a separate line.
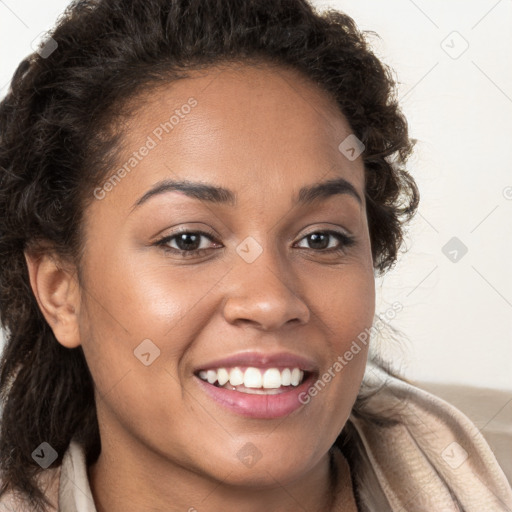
[0, 0, 419, 509]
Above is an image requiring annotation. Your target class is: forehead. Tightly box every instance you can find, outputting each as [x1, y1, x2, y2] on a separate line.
[100, 63, 365, 210]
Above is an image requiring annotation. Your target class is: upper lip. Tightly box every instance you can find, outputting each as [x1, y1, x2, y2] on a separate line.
[194, 351, 319, 374]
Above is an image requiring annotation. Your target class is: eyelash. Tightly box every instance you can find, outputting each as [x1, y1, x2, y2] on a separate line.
[154, 228, 356, 258]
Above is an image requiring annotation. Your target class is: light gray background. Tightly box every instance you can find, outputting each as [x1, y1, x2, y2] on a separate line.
[1, 0, 511, 391]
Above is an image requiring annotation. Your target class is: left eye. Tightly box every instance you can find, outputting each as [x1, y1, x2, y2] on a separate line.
[295, 230, 354, 251]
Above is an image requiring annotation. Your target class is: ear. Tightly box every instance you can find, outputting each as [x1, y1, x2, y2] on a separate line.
[24, 249, 81, 348]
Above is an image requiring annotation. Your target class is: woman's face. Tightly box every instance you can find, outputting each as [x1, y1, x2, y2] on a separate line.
[77, 63, 375, 486]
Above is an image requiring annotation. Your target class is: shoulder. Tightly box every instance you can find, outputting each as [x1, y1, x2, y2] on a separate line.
[348, 363, 512, 511]
[1, 441, 95, 512]
[0, 465, 60, 512]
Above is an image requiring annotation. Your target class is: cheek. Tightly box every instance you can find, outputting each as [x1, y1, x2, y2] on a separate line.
[78, 244, 228, 346]
[309, 259, 375, 345]
[76, 247, 233, 406]
[303, 262, 375, 410]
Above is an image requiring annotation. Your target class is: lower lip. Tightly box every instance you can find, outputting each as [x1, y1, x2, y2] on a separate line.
[195, 373, 315, 419]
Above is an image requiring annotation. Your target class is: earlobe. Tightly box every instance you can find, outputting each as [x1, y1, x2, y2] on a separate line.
[24, 250, 82, 349]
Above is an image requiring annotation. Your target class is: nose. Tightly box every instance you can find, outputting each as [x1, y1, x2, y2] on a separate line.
[222, 247, 311, 331]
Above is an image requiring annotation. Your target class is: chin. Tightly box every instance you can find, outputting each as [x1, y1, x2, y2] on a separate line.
[197, 439, 326, 489]
[217, 461, 312, 489]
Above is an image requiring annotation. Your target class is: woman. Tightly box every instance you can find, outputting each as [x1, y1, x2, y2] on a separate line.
[0, 0, 510, 510]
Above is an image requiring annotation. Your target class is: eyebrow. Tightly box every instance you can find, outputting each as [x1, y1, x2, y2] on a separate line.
[131, 176, 363, 211]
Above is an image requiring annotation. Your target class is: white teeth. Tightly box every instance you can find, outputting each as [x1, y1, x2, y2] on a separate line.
[229, 367, 244, 386]
[198, 366, 306, 389]
[217, 368, 230, 386]
[262, 368, 282, 389]
[244, 367, 262, 388]
[281, 368, 291, 386]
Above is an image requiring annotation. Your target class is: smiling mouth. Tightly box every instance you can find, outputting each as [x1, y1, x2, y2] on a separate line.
[196, 366, 309, 395]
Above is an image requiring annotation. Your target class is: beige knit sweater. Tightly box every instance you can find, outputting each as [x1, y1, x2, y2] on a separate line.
[1, 363, 511, 511]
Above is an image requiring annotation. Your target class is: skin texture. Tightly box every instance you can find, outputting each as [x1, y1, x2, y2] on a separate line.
[25, 63, 376, 512]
